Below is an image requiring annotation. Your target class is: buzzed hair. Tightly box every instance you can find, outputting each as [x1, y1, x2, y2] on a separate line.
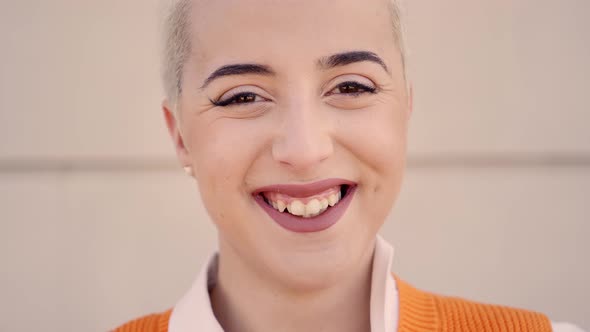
[160, 0, 407, 114]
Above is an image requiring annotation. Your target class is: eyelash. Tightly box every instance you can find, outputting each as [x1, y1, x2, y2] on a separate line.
[326, 81, 377, 97]
[210, 92, 263, 107]
[211, 81, 377, 107]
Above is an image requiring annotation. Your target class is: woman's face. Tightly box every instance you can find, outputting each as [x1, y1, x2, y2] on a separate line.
[166, 0, 411, 289]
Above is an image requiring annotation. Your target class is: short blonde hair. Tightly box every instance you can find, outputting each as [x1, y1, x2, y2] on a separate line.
[160, 0, 407, 113]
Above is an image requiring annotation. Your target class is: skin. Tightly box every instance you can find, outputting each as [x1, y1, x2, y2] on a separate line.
[163, 0, 413, 331]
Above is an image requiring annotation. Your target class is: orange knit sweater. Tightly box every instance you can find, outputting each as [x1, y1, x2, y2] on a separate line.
[114, 277, 552, 332]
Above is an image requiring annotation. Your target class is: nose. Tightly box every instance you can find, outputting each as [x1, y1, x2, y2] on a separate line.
[271, 101, 334, 172]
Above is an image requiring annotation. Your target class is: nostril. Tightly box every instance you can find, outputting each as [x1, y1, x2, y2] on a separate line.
[271, 123, 334, 170]
[273, 146, 333, 170]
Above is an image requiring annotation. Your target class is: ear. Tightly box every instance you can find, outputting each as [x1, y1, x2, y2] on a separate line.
[162, 100, 192, 168]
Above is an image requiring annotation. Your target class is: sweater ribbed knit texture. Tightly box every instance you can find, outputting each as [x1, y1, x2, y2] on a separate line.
[394, 276, 552, 332]
[114, 310, 171, 332]
[113, 277, 551, 332]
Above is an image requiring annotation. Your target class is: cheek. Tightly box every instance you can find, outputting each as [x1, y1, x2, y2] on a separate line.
[339, 107, 408, 175]
[186, 118, 269, 204]
[338, 107, 408, 218]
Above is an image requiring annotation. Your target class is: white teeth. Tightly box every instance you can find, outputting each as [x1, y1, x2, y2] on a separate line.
[277, 200, 286, 213]
[304, 199, 321, 218]
[328, 194, 339, 207]
[268, 190, 344, 217]
[287, 200, 305, 216]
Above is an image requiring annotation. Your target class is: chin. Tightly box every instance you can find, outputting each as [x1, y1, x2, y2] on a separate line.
[256, 211, 377, 291]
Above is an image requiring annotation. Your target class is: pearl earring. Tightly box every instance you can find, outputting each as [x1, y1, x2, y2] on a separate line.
[183, 166, 194, 176]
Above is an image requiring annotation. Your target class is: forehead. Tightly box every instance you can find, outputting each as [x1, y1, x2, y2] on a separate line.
[188, 0, 400, 74]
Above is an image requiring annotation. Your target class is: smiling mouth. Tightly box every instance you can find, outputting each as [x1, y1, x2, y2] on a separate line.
[259, 184, 352, 219]
[253, 179, 357, 233]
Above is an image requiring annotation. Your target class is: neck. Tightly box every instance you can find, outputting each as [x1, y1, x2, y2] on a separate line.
[211, 238, 375, 332]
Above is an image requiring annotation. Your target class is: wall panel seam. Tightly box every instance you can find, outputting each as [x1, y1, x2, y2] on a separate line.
[1, 154, 590, 173]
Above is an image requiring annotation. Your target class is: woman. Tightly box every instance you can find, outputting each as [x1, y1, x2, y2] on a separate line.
[116, 0, 583, 331]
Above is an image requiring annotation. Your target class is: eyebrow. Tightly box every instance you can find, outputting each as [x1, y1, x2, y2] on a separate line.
[200, 64, 275, 89]
[318, 51, 390, 74]
[200, 51, 389, 89]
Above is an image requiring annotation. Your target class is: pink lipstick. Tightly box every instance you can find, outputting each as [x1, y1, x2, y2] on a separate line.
[253, 178, 357, 233]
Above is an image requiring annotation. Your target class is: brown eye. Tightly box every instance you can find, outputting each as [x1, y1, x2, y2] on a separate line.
[339, 84, 365, 94]
[213, 92, 265, 107]
[329, 81, 377, 96]
[237, 94, 255, 103]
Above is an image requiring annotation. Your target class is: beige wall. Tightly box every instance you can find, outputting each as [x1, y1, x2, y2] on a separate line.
[0, 1, 588, 331]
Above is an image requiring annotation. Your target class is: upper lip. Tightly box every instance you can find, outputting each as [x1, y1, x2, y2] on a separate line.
[252, 178, 356, 198]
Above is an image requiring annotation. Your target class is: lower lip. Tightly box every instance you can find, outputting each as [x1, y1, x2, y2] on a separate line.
[254, 186, 357, 233]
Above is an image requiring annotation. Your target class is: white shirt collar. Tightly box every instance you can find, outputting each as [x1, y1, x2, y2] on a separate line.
[169, 235, 398, 332]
